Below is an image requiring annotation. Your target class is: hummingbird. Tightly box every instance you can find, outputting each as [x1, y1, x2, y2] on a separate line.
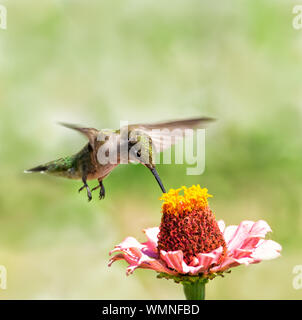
[25, 117, 214, 201]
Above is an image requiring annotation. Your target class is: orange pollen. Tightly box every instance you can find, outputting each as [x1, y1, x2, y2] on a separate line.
[159, 185, 212, 215]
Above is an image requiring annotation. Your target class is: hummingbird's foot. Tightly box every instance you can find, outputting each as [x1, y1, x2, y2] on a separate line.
[99, 182, 105, 200]
[92, 180, 105, 200]
[79, 183, 92, 202]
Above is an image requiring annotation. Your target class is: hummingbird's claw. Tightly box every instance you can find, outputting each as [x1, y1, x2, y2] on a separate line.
[78, 185, 86, 193]
[99, 185, 105, 200]
[87, 189, 92, 202]
[92, 179, 105, 200]
[79, 182, 92, 201]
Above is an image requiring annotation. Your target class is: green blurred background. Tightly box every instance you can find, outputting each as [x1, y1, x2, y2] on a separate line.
[0, 0, 301, 299]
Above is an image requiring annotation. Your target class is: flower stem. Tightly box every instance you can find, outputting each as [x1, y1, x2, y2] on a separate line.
[182, 280, 206, 300]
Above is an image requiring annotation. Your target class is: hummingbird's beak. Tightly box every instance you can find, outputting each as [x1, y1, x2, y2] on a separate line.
[150, 168, 166, 193]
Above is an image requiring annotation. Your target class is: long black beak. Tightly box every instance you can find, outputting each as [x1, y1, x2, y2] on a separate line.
[151, 168, 166, 193]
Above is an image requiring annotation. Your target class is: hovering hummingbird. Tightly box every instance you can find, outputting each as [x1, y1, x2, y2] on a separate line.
[25, 118, 214, 201]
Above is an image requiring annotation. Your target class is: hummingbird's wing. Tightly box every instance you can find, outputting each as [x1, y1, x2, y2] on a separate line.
[58, 122, 99, 150]
[128, 117, 215, 153]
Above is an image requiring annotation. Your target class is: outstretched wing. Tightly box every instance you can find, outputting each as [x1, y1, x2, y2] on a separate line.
[58, 122, 99, 150]
[128, 117, 215, 153]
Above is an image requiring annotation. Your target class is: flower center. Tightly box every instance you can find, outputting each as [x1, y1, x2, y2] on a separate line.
[157, 185, 226, 265]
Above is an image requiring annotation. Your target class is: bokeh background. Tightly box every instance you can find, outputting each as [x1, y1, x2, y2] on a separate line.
[0, 0, 301, 299]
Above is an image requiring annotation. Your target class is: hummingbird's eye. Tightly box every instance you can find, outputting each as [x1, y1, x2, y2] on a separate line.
[136, 150, 141, 157]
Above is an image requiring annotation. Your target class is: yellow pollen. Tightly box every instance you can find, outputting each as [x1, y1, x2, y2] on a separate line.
[159, 184, 213, 215]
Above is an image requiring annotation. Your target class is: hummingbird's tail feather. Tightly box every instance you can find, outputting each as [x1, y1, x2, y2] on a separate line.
[25, 156, 77, 178]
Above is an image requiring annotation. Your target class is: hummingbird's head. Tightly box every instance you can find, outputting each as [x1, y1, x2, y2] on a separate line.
[128, 132, 155, 168]
[128, 132, 166, 193]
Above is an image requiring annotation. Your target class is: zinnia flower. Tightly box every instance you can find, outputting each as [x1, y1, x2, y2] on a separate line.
[109, 185, 282, 299]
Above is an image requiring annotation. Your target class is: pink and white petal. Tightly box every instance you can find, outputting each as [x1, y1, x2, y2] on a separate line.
[141, 247, 159, 259]
[160, 250, 188, 274]
[233, 256, 255, 266]
[217, 220, 225, 233]
[189, 256, 200, 267]
[159, 250, 219, 275]
[109, 249, 176, 275]
[226, 220, 275, 254]
[159, 250, 197, 274]
[210, 256, 239, 272]
[186, 265, 207, 275]
[142, 227, 159, 252]
[196, 247, 224, 270]
[108, 253, 126, 266]
[240, 236, 262, 251]
[226, 221, 258, 252]
[186, 257, 216, 275]
[118, 247, 144, 264]
[223, 225, 239, 244]
[251, 240, 282, 261]
[136, 258, 178, 275]
[232, 247, 254, 259]
[109, 252, 143, 275]
[249, 220, 272, 238]
[110, 236, 145, 255]
[239, 221, 273, 250]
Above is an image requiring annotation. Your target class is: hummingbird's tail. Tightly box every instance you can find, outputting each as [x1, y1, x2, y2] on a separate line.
[25, 156, 76, 178]
[24, 165, 48, 173]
